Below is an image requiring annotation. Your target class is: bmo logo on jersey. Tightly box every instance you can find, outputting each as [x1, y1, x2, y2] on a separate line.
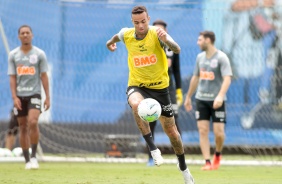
[17, 66, 36, 75]
[133, 54, 157, 67]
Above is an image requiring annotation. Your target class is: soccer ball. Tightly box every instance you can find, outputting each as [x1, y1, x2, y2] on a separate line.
[12, 147, 32, 157]
[12, 147, 23, 157]
[0, 148, 13, 157]
[137, 98, 162, 122]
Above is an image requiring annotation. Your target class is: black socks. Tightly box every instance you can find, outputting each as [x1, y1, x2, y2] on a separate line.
[23, 149, 30, 163]
[143, 133, 157, 151]
[31, 144, 37, 158]
[177, 153, 187, 171]
[215, 152, 221, 157]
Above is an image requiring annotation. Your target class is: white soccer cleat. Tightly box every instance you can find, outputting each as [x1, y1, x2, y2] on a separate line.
[177, 164, 195, 184]
[150, 148, 164, 166]
[30, 157, 39, 169]
[25, 162, 32, 170]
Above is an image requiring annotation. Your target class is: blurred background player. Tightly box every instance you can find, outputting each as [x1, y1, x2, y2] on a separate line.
[106, 6, 194, 183]
[5, 109, 19, 151]
[7, 25, 50, 170]
[147, 19, 183, 166]
[184, 31, 232, 170]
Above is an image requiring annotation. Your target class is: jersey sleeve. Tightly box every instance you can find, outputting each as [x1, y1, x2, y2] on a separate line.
[193, 55, 200, 76]
[7, 52, 16, 75]
[39, 51, 48, 73]
[220, 53, 233, 77]
[117, 28, 129, 43]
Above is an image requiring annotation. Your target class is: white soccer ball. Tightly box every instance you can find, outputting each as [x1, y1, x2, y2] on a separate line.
[0, 148, 13, 157]
[137, 98, 162, 122]
[12, 147, 23, 157]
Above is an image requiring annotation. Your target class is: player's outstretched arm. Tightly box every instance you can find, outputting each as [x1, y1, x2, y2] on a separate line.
[106, 34, 120, 52]
[156, 27, 180, 54]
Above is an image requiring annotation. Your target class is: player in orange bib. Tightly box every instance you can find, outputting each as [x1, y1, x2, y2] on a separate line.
[106, 5, 194, 184]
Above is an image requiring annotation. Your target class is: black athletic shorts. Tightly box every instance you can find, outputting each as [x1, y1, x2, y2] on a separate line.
[168, 82, 178, 115]
[126, 86, 173, 117]
[7, 109, 19, 135]
[14, 94, 42, 117]
[195, 99, 226, 123]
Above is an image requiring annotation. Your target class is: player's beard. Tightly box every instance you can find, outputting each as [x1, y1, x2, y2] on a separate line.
[201, 44, 208, 51]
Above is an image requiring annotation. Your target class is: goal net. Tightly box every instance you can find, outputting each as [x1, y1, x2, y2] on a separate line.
[0, 0, 281, 164]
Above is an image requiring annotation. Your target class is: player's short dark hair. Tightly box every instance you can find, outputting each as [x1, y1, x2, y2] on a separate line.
[200, 31, 215, 44]
[153, 19, 167, 28]
[131, 6, 148, 15]
[18, 25, 32, 34]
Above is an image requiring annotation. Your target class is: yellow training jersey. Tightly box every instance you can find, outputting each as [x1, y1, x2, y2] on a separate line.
[123, 26, 169, 89]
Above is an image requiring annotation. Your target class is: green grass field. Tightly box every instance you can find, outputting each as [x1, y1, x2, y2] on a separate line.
[0, 162, 281, 184]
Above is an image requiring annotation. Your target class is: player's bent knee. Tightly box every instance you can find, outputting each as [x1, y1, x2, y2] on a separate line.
[19, 125, 28, 134]
[198, 128, 209, 135]
[130, 100, 142, 111]
[215, 132, 225, 139]
[29, 119, 39, 128]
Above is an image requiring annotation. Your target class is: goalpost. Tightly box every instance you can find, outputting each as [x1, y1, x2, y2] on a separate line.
[0, 18, 10, 54]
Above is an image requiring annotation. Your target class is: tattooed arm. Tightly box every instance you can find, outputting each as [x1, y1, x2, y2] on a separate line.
[156, 27, 181, 54]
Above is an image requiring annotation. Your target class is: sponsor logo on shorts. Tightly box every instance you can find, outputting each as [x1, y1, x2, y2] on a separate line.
[195, 111, 200, 119]
[133, 54, 157, 67]
[13, 107, 18, 116]
[162, 103, 172, 112]
[31, 98, 41, 105]
[215, 111, 225, 118]
[17, 66, 36, 75]
[35, 105, 40, 109]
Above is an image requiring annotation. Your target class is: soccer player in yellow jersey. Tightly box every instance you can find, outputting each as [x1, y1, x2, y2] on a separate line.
[106, 5, 194, 184]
